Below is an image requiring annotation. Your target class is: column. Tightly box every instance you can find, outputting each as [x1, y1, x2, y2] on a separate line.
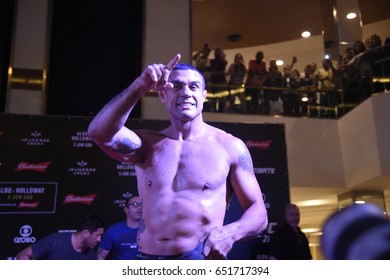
[6, 0, 50, 114]
[320, 0, 363, 59]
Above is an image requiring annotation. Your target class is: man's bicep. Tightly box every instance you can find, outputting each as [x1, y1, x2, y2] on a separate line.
[230, 148, 261, 207]
[231, 170, 262, 207]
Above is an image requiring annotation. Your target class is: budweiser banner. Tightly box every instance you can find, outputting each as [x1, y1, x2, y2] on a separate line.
[0, 114, 289, 260]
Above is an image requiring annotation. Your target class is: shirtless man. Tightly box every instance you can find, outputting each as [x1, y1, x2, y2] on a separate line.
[88, 54, 268, 259]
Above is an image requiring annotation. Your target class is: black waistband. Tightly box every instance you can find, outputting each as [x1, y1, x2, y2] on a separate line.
[135, 251, 181, 260]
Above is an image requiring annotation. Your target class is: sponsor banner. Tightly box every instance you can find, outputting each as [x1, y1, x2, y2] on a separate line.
[0, 182, 58, 214]
[15, 161, 51, 173]
[62, 193, 97, 205]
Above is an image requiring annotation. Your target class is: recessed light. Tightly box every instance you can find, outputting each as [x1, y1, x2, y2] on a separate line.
[346, 12, 357, 19]
[355, 200, 366, 204]
[227, 34, 242, 42]
[301, 31, 311, 38]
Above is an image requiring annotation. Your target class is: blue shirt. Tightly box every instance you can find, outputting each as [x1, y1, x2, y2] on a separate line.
[99, 221, 138, 260]
[32, 232, 97, 260]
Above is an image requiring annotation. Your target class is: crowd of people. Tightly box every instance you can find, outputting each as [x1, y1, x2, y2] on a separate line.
[193, 34, 390, 118]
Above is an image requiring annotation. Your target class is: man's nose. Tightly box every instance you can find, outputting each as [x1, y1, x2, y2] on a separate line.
[180, 86, 192, 97]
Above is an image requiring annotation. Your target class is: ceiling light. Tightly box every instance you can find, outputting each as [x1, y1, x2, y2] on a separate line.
[227, 34, 242, 42]
[297, 198, 335, 207]
[301, 31, 311, 38]
[276, 60, 284, 66]
[355, 200, 366, 204]
[346, 12, 357, 19]
[301, 228, 322, 234]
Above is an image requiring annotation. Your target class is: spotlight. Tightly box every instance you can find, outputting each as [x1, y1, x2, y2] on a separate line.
[227, 34, 242, 42]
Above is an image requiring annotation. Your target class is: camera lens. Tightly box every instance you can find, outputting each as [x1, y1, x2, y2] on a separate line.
[322, 203, 390, 259]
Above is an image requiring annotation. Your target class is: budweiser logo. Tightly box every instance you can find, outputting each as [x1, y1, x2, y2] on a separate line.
[63, 194, 97, 205]
[246, 140, 272, 149]
[15, 161, 51, 172]
[18, 202, 40, 208]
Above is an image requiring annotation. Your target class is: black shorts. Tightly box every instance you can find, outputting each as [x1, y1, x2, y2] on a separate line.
[135, 242, 205, 260]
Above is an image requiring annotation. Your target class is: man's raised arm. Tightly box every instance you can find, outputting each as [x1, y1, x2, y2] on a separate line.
[88, 54, 181, 161]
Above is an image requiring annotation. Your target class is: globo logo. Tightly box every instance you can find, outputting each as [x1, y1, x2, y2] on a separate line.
[14, 225, 36, 243]
[19, 225, 32, 237]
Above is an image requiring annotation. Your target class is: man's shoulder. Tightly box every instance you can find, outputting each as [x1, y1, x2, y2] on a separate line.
[135, 129, 168, 142]
[41, 232, 70, 241]
[271, 223, 291, 237]
[208, 126, 247, 154]
[207, 125, 235, 141]
[33, 232, 71, 251]
[106, 221, 127, 231]
[135, 129, 165, 136]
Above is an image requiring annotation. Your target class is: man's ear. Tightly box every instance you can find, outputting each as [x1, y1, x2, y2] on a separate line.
[202, 89, 207, 98]
[82, 229, 90, 238]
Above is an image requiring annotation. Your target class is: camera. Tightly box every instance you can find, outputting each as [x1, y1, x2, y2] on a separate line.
[321, 203, 390, 259]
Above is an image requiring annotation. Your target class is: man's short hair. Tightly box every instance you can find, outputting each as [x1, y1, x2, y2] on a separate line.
[125, 195, 139, 207]
[77, 214, 106, 233]
[285, 203, 299, 213]
[173, 63, 206, 90]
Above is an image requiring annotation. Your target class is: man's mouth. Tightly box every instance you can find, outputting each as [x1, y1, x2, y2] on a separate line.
[177, 101, 195, 108]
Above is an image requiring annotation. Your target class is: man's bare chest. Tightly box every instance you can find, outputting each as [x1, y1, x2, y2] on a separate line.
[142, 140, 230, 190]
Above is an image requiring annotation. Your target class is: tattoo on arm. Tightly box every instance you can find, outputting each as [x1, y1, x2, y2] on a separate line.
[111, 138, 141, 155]
[136, 218, 145, 250]
[138, 218, 145, 233]
[238, 150, 253, 172]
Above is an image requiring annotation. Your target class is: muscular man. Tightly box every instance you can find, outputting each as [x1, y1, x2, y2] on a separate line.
[88, 54, 268, 259]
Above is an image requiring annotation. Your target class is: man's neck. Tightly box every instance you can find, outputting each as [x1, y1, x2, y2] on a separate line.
[126, 218, 139, 228]
[168, 117, 206, 141]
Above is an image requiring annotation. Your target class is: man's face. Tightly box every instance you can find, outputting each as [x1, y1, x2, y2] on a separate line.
[161, 69, 207, 120]
[310, 63, 317, 73]
[285, 206, 300, 228]
[125, 196, 142, 220]
[85, 227, 105, 249]
[256, 52, 264, 61]
[322, 60, 330, 69]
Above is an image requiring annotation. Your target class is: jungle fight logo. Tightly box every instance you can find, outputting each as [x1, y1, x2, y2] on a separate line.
[21, 131, 51, 146]
[113, 192, 135, 208]
[67, 160, 96, 176]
